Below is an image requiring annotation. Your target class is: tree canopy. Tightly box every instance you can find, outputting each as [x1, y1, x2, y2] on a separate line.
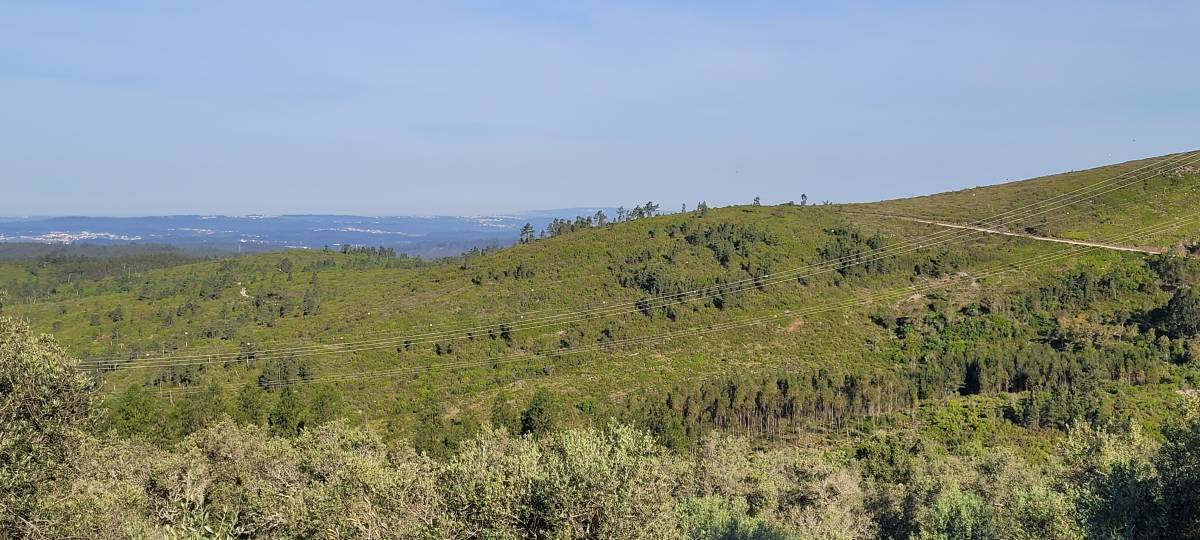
[0, 317, 94, 533]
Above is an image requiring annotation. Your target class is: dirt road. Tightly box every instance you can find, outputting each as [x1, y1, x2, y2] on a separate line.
[861, 213, 1165, 255]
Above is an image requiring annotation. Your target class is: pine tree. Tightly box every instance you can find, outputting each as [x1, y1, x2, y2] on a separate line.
[268, 387, 306, 437]
[302, 285, 321, 315]
[1161, 288, 1200, 337]
[520, 390, 559, 437]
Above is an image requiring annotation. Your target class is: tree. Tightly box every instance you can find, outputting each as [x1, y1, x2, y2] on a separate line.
[277, 257, 293, 274]
[753, 196, 761, 206]
[1159, 287, 1200, 338]
[594, 210, 608, 226]
[41, 419, 439, 538]
[520, 390, 560, 437]
[1059, 422, 1162, 539]
[617, 206, 627, 222]
[231, 383, 268, 426]
[1148, 254, 1200, 289]
[1156, 397, 1200, 539]
[306, 384, 344, 426]
[170, 383, 225, 437]
[105, 385, 160, 440]
[819, 226, 893, 277]
[302, 285, 321, 316]
[0, 317, 94, 533]
[439, 427, 542, 537]
[269, 387, 307, 437]
[800, 194, 808, 206]
[519, 223, 535, 244]
[534, 423, 679, 537]
[917, 489, 997, 540]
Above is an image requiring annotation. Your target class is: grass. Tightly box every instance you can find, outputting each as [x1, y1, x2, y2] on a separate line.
[2, 151, 1198, 437]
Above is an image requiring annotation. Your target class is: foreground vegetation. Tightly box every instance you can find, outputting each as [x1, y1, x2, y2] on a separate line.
[4, 317, 1200, 538]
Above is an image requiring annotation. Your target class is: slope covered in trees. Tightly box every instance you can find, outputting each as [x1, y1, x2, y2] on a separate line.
[4, 316, 1200, 538]
[2, 151, 1200, 537]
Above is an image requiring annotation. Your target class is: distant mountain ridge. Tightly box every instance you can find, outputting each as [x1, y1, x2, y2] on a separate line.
[0, 209, 617, 257]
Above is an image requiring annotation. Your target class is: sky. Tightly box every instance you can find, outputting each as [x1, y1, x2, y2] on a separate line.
[1, 1, 1197, 217]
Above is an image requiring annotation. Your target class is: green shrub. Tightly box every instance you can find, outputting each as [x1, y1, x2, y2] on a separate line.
[0, 317, 95, 535]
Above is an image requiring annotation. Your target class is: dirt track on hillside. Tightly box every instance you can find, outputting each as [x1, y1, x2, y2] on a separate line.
[857, 213, 1166, 255]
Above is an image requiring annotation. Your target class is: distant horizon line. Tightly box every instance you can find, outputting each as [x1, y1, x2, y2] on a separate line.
[0, 207, 627, 221]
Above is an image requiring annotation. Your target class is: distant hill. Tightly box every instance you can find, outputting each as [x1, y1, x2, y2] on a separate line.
[0, 209, 617, 257]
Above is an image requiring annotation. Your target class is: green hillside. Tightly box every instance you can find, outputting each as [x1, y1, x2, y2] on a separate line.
[3, 152, 1199, 443]
[4, 151, 1200, 537]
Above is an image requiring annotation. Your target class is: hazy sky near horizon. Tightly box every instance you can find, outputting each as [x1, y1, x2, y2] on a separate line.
[2, 1, 1197, 217]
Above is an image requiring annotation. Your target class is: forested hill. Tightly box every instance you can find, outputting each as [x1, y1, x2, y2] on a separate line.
[0, 210, 617, 258]
[4, 151, 1200, 537]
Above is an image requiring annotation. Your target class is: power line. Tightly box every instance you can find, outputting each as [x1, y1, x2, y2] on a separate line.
[255, 213, 1200, 385]
[90, 151, 1200, 371]
[96, 151, 1200, 372]
[159, 211, 1200, 396]
[260, 151, 1200, 344]
[92, 151, 1200, 371]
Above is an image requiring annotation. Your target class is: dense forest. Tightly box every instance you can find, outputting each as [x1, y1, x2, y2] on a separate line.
[4, 316, 1200, 538]
[3, 153, 1200, 537]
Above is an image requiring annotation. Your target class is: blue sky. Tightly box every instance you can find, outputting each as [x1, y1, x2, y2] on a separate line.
[1, 1, 1197, 216]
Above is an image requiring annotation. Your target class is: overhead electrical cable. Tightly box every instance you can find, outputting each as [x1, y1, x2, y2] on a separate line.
[159, 211, 1200, 396]
[88, 151, 1200, 370]
[94, 151, 1200, 371]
